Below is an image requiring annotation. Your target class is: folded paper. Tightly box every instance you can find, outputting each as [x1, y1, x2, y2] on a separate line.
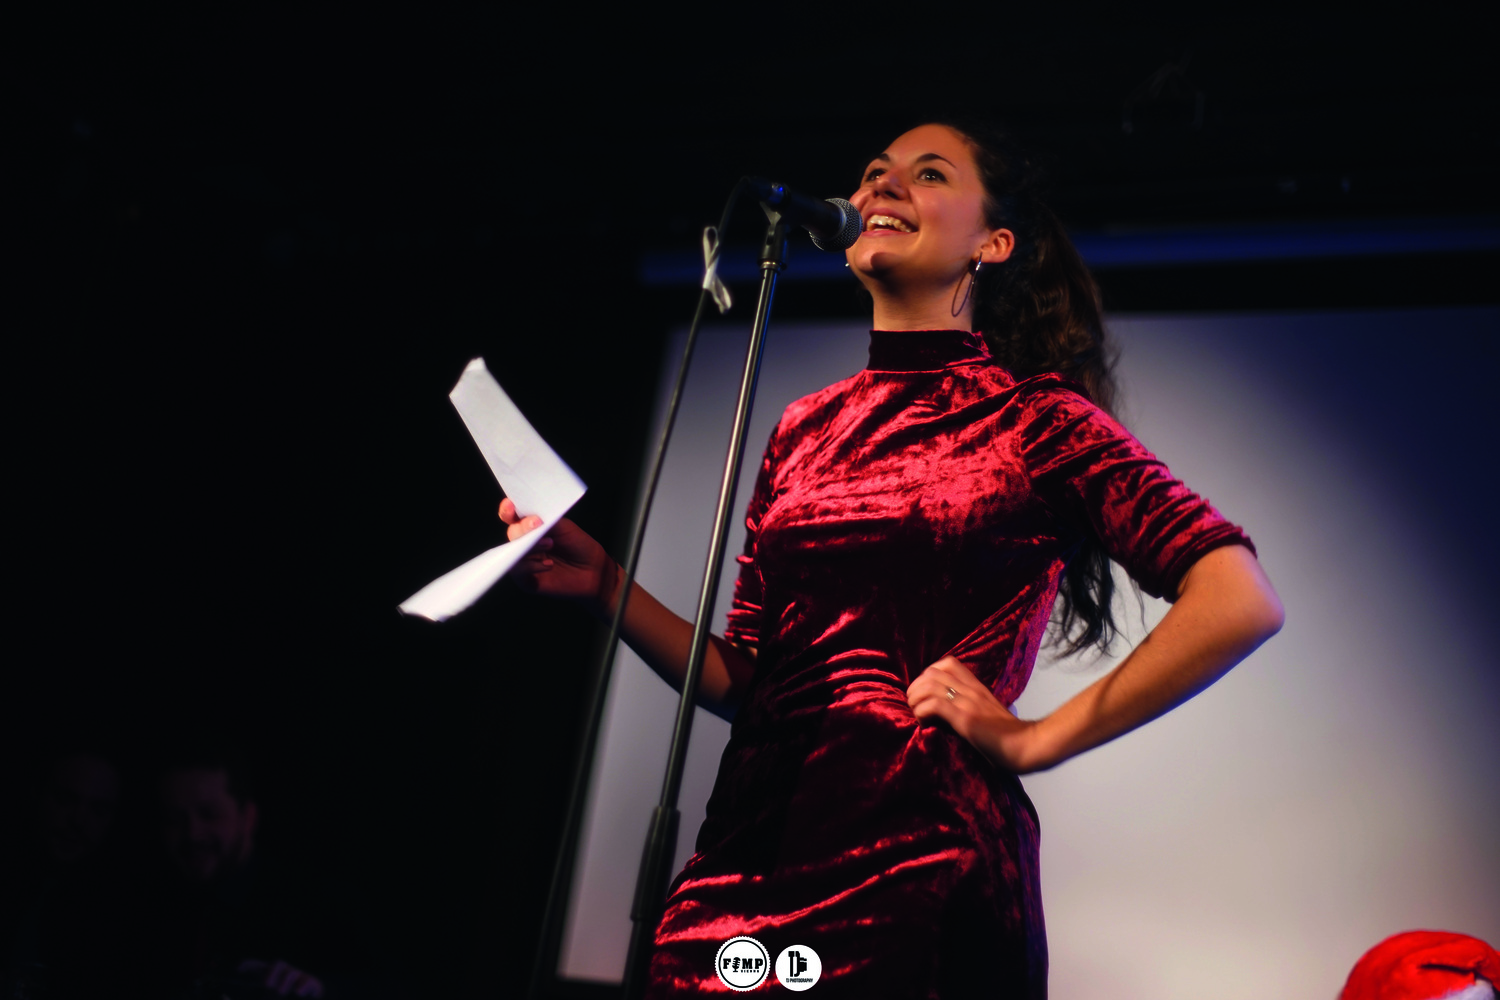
[398, 358, 586, 621]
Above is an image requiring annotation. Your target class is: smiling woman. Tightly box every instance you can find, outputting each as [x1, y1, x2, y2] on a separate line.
[506, 120, 1283, 996]
[850, 125, 1018, 325]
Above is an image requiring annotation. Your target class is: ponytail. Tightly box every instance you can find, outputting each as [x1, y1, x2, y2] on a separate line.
[938, 118, 1124, 656]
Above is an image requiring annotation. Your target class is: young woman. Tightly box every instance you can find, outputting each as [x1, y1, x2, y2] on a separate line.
[505, 121, 1284, 997]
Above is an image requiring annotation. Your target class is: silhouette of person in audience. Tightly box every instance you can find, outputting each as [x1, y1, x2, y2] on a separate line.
[140, 747, 328, 999]
[2, 746, 127, 1000]
[38, 751, 123, 869]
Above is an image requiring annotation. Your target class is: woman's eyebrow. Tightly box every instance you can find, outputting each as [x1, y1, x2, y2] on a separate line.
[865, 151, 957, 171]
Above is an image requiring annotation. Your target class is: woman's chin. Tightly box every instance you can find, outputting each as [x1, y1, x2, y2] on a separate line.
[853, 249, 904, 279]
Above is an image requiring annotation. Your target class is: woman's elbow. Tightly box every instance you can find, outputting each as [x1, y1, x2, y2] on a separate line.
[1252, 586, 1286, 642]
[1181, 544, 1285, 645]
[1235, 555, 1285, 646]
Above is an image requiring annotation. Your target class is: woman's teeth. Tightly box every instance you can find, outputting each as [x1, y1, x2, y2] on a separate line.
[868, 215, 915, 232]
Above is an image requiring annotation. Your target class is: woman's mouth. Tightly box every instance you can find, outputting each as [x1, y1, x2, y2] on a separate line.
[866, 214, 916, 234]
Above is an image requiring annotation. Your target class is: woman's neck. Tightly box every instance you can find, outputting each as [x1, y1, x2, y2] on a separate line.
[869, 283, 975, 332]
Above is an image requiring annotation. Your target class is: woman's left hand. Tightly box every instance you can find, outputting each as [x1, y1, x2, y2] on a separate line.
[907, 656, 1047, 773]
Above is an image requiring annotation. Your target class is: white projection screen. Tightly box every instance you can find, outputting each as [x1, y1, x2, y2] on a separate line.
[557, 305, 1499, 998]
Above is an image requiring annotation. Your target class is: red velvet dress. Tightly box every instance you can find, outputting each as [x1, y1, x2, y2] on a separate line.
[646, 330, 1253, 997]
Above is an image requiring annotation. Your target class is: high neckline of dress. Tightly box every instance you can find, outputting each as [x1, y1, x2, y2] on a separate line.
[866, 329, 992, 373]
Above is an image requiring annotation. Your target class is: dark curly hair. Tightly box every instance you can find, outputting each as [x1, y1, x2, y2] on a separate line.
[934, 117, 1124, 656]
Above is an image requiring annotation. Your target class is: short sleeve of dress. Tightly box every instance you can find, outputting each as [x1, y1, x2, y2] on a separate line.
[1017, 379, 1255, 600]
[723, 426, 780, 652]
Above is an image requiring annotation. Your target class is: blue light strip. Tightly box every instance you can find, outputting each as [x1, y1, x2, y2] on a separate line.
[638, 215, 1500, 286]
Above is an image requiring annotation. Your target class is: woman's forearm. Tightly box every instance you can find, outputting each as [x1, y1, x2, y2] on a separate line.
[595, 565, 758, 719]
[1024, 544, 1284, 771]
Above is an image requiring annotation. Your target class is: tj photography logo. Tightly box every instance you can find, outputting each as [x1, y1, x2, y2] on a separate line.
[714, 937, 822, 991]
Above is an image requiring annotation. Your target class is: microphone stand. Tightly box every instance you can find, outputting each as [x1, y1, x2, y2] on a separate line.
[620, 207, 790, 1000]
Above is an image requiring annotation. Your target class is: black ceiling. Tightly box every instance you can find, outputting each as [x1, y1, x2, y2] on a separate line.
[21, 6, 1498, 261]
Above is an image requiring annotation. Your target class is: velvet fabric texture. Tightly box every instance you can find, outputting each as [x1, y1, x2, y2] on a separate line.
[1340, 931, 1500, 1000]
[646, 330, 1253, 998]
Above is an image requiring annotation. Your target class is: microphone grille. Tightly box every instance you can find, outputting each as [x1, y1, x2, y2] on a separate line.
[810, 198, 864, 252]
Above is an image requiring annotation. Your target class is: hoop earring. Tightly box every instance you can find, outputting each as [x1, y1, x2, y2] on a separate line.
[950, 258, 982, 318]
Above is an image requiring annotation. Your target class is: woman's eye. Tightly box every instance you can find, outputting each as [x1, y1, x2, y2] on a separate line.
[864, 167, 887, 183]
[919, 167, 946, 182]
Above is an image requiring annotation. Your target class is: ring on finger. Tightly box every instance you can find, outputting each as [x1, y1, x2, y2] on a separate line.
[945, 686, 957, 701]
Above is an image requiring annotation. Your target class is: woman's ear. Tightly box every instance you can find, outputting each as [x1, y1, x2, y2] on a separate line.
[980, 227, 1016, 265]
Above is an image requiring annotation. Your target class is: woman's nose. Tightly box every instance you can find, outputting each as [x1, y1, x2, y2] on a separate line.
[855, 173, 901, 210]
[871, 170, 904, 197]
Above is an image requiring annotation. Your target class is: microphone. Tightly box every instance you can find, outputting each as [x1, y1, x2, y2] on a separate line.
[745, 178, 864, 251]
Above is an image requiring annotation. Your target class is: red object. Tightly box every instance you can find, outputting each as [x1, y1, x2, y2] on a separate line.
[645, 330, 1253, 996]
[1341, 931, 1500, 1000]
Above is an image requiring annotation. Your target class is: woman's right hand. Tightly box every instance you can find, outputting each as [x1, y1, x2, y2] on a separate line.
[500, 497, 620, 620]
[503, 497, 752, 715]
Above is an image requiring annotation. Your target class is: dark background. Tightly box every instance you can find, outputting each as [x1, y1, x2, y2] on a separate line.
[7, 6, 1496, 997]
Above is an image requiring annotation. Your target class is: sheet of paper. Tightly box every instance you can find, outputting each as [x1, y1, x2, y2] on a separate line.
[399, 358, 586, 621]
